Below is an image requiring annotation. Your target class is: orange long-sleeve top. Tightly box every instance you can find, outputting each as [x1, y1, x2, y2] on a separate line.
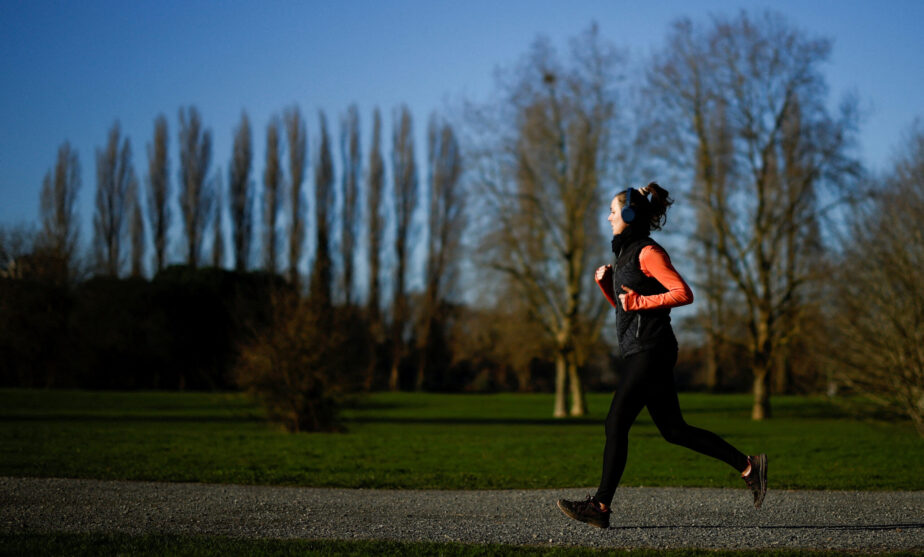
[596, 245, 694, 311]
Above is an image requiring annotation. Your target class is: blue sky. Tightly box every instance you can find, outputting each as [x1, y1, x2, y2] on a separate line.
[2, 0, 923, 272]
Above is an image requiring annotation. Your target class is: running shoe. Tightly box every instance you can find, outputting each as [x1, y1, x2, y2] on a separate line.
[556, 495, 611, 528]
[742, 453, 768, 508]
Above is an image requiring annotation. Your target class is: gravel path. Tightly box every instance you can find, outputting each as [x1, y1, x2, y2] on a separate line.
[1, 476, 922, 552]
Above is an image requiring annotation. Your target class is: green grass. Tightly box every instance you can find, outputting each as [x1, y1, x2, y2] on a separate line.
[0, 389, 921, 491]
[3, 533, 914, 557]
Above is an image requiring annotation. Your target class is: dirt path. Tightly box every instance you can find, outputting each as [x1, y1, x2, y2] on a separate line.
[2, 476, 922, 552]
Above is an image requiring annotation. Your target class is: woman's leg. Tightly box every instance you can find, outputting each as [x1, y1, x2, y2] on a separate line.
[644, 344, 749, 472]
[594, 350, 654, 507]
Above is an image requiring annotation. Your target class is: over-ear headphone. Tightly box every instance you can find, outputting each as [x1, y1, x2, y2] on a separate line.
[621, 187, 636, 223]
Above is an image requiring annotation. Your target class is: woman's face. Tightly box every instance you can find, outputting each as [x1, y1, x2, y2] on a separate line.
[608, 195, 628, 236]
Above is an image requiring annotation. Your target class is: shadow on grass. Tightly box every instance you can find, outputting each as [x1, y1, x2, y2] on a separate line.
[0, 414, 262, 423]
[345, 416, 599, 426]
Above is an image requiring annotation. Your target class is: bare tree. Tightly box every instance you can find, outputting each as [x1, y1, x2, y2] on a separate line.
[229, 111, 253, 272]
[644, 12, 860, 419]
[212, 172, 225, 268]
[146, 115, 170, 275]
[467, 25, 622, 416]
[284, 106, 307, 288]
[39, 142, 82, 283]
[364, 108, 386, 390]
[93, 121, 134, 277]
[263, 116, 283, 274]
[129, 182, 144, 278]
[178, 106, 213, 269]
[415, 114, 465, 391]
[388, 105, 418, 391]
[310, 111, 335, 309]
[832, 124, 924, 435]
[340, 104, 361, 306]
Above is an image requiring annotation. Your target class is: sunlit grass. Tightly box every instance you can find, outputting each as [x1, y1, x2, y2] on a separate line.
[0, 389, 920, 490]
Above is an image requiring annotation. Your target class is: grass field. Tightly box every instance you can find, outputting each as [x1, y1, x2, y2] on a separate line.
[0, 389, 921, 491]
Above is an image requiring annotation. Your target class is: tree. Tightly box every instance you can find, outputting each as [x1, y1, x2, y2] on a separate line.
[212, 172, 225, 268]
[229, 111, 254, 272]
[129, 186, 145, 278]
[178, 106, 213, 269]
[340, 104, 361, 306]
[467, 25, 622, 416]
[310, 111, 335, 309]
[416, 114, 465, 391]
[93, 121, 134, 277]
[39, 141, 82, 283]
[146, 115, 170, 275]
[364, 108, 386, 390]
[388, 105, 418, 391]
[643, 12, 860, 419]
[284, 106, 307, 289]
[263, 116, 283, 274]
[831, 124, 924, 435]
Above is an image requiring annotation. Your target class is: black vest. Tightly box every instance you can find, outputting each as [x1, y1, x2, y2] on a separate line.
[611, 235, 677, 356]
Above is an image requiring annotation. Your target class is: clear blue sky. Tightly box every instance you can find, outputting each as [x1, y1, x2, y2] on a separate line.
[2, 0, 923, 267]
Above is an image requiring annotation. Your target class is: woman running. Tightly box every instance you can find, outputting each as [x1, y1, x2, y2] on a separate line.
[556, 182, 767, 529]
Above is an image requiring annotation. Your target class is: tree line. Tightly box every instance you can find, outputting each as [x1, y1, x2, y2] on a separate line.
[2, 10, 922, 433]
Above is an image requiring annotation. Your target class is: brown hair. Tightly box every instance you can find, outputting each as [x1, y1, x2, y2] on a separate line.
[616, 181, 674, 231]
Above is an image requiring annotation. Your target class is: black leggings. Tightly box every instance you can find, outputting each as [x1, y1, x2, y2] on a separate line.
[595, 342, 749, 506]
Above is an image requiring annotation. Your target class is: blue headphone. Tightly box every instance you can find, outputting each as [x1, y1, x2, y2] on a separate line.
[621, 188, 636, 223]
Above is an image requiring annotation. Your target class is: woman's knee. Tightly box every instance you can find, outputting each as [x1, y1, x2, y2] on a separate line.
[658, 422, 689, 445]
[604, 413, 634, 438]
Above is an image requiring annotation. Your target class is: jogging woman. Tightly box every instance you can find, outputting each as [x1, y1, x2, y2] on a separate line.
[556, 183, 767, 529]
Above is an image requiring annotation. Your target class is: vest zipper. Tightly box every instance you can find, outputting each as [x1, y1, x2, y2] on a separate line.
[636, 314, 642, 338]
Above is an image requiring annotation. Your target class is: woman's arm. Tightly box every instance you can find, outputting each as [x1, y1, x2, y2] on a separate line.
[595, 265, 618, 309]
[621, 245, 693, 311]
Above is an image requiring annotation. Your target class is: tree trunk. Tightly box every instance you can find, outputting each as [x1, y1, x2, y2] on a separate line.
[388, 363, 400, 391]
[567, 357, 586, 416]
[751, 359, 772, 420]
[705, 334, 720, 391]
[554, 351, 567, 418]
[774, 346, 791, 395]
[414, 347, 426, 392]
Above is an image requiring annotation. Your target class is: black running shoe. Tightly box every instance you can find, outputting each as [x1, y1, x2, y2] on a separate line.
[556, 495, 611, 528]
[742, 454, 768, 508]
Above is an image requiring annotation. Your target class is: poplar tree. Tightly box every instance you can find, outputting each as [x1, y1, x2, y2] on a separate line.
[284, 106, 307, 288]
[93, 121, 134, 277]
[263, 117, 283, 274]
[229, 111, 253, 271]
[146, 115, 170, 274]
[178, 106, 213, 269]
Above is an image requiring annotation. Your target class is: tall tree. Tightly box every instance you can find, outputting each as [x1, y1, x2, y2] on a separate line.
[212, 172, 225, 268]
[468, 25, 622, 416]
[178, 106, 213, 269]
[364, 108, 386, 390]
[146, 115, 170, 275]
[39, 142, 82, 283]
[644, 12, 860, 419]
[310, 111, 335, 309]
[388, 105, 418, 391]
[831, 124, 924, 436]
[340, 104, 361, 306]
[263, 116, 283, 274]
[229, 111, 253, 272]
[284, 106, 307, 289]
[416, 114, 465, 391]
[93, 121, 134, 277]
[129, 189, 145, 278]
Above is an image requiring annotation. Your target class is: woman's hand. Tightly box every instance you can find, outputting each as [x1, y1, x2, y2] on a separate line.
[618, 285, 638, 311]
[595, 264, 612, 283]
